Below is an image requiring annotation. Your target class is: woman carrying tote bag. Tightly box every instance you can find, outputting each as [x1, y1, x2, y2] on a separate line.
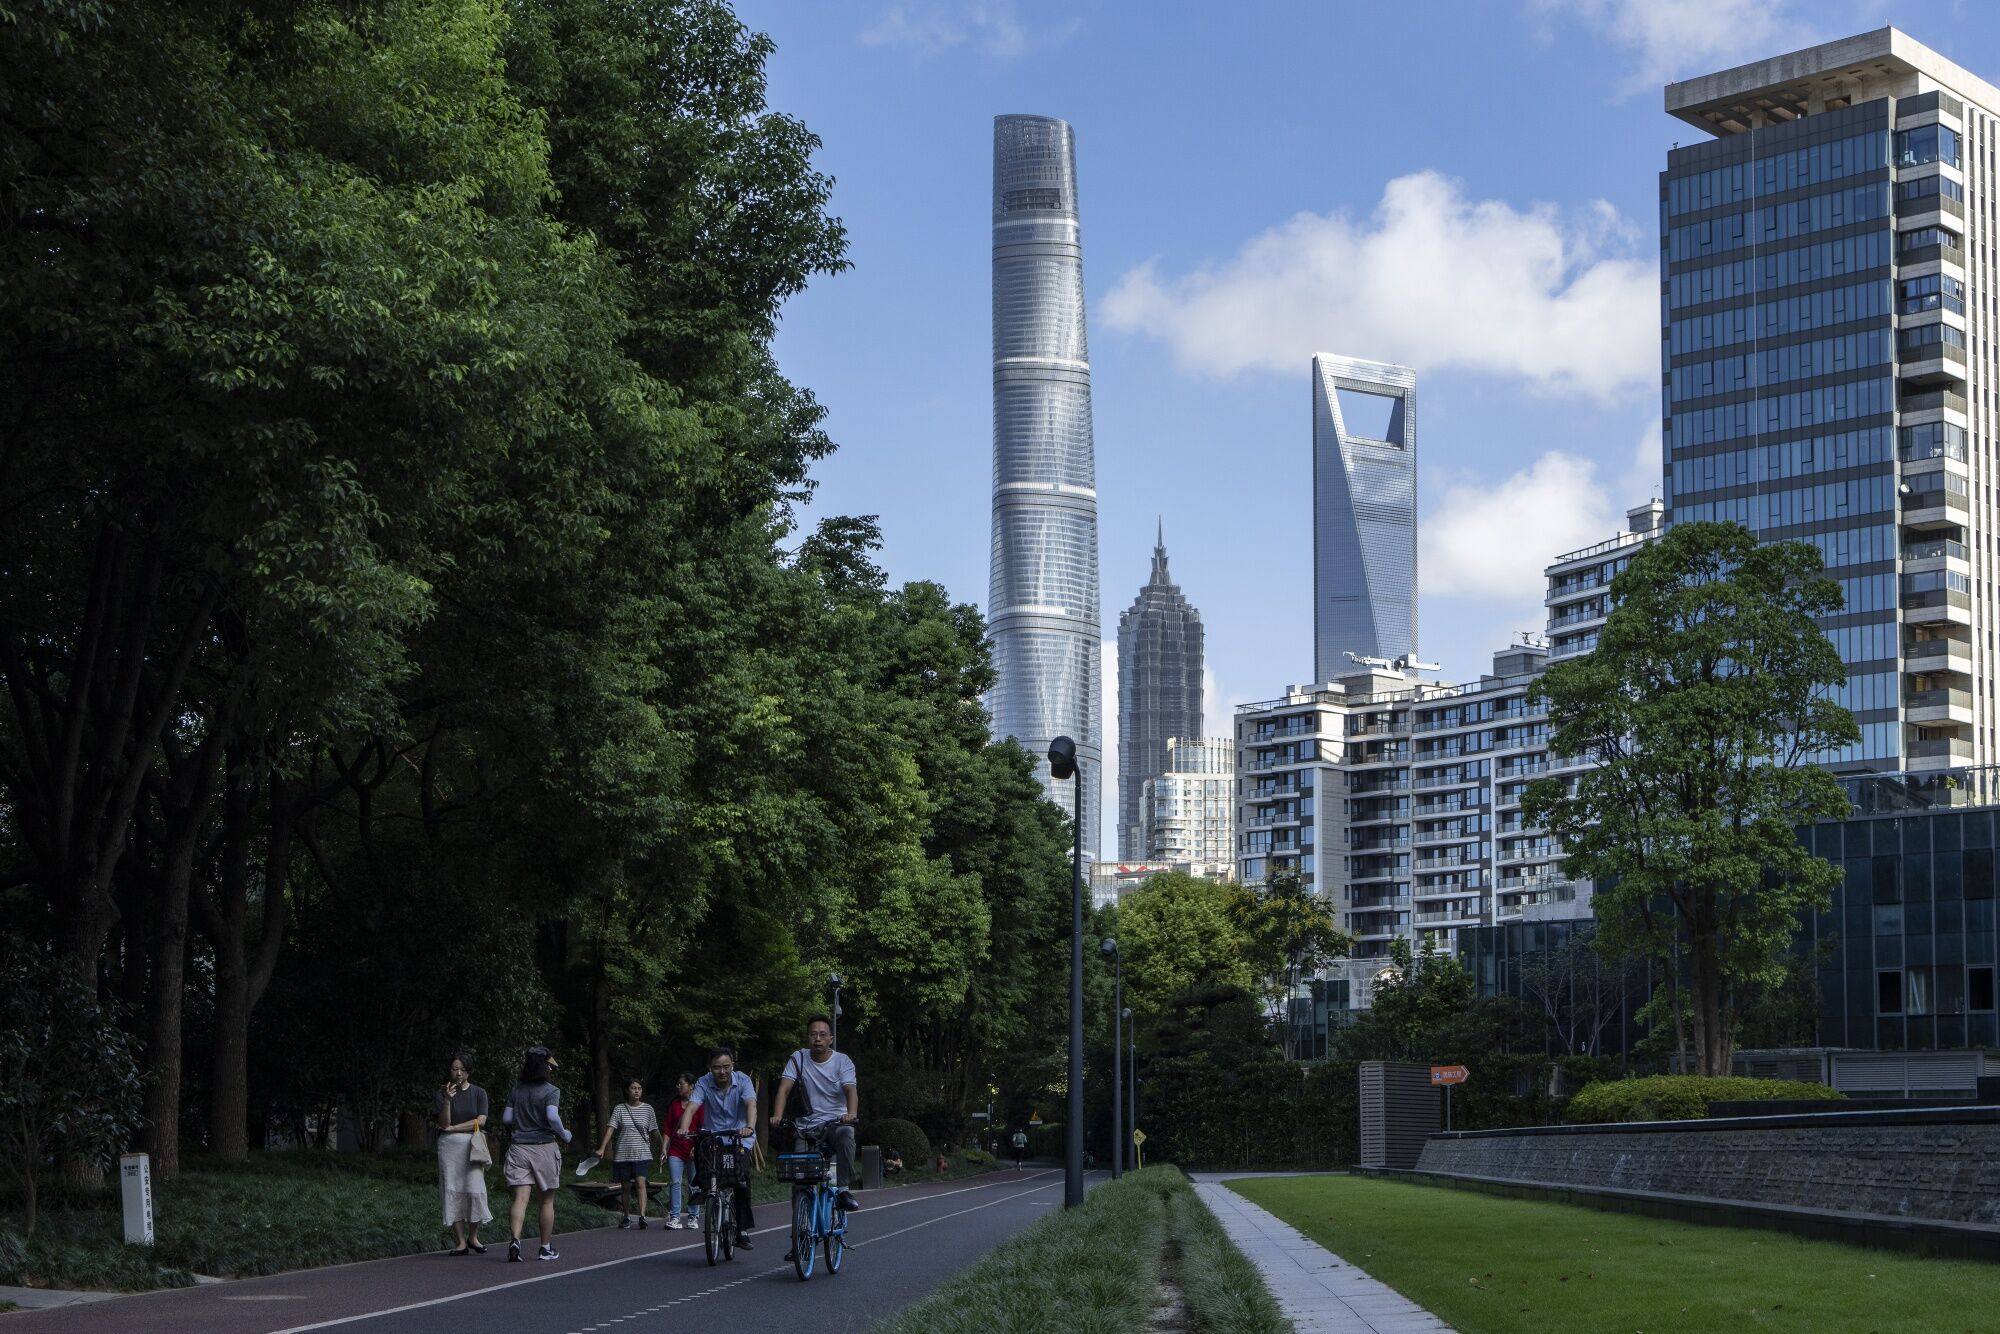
[436, 1052, 493, 1254]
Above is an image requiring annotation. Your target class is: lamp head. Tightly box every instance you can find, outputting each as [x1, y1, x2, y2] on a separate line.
[1047, 735, 1078, 780]
[1099, 937, 1118, 958]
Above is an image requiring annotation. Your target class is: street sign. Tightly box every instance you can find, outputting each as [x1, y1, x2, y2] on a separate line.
[1028, 1114, 1043, 1126]
[1430, 1065, 1469, 1086]
[120, 1152, 153, 1246]
[1130, 1129, 1146, 1146]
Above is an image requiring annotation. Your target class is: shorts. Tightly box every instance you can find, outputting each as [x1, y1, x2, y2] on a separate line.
[503, 1140, 561, 1191]
[612, 1158, 651, 1183]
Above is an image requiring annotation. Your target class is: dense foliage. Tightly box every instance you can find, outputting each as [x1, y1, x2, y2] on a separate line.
[1525, 521, 1856, 1076]
[1566, 1075, 1842, 1124]
[0, 0, 1074, 1178]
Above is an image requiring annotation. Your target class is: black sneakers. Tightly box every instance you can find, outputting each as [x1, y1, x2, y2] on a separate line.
[508, 1240, 522, 1263]
[734, 1233, 754, 1250]
[618, 1216, 631, 1229]
[836, 1190, 861, 1212]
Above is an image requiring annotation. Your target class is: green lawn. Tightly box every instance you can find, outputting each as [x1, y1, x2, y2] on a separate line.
[877, 1166, 1288, 1334]
[1, 1146, 999, 1294]
[1231, 1174, 2000, 1334]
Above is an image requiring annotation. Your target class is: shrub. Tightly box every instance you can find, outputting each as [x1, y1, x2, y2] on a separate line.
[1566, 1074, 1842, 1123]
[861, 1117, 931, 1163]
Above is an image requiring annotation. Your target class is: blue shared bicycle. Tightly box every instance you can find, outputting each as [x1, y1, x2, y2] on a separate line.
[775, 1122, 849, 1280]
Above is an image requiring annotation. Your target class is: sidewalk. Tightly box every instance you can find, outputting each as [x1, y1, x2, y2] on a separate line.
[1192, 1176, 1453, 1334]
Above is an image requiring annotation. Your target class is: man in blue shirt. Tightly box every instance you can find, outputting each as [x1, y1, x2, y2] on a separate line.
[676, 1045, 758, 1248]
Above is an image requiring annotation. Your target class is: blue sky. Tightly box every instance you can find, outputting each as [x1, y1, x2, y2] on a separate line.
[734, 0, 1987, 852]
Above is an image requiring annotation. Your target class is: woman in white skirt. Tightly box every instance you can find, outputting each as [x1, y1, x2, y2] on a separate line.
[435, 1053, 493, 1254]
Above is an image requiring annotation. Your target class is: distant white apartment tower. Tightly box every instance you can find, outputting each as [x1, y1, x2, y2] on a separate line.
[1141, 737, 1234, 874]
[1312, 355, 1417, 683]
[1663, 28, 2000, 771]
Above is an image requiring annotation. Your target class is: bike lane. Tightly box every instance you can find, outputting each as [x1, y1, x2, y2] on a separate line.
[7, 1168, 1083, 1334]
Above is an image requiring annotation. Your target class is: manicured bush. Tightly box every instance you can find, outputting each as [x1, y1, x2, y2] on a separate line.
[1566, 1074, 1842, 1123]
[860, 1116, 931, 1163]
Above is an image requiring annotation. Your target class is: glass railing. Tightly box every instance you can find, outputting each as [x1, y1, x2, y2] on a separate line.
[1903, 539, 1967, 562]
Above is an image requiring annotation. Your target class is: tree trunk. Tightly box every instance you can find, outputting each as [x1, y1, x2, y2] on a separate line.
[590, 957, 612, 1144]
[201, 764, 292, 1162]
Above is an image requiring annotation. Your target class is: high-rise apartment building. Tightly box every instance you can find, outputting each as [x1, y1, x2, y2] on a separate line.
[1663, 28, 1999, 771]
[1237, 503, 1665, 1009]
[987, 114, 1103, 851]
[1312, 354, 1418, 683]
[1117, 526, 1205, 857]
[1141, 736, 1234, 873]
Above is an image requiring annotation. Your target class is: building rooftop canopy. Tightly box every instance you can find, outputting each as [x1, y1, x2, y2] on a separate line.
[1666, 26, 2000, 137]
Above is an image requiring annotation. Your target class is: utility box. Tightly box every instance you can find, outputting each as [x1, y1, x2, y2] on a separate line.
[120, 1152, 154, 1245]
[1359, 1061, 1439, 1169]
[859, 1144, 883, 1190]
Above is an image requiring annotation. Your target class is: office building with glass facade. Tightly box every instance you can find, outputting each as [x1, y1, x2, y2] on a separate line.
[1312, 354, 1417, 684]
[1663, 29, 2000, 771]
[987, 114, 1102, 852]
[1117, 526, 1205, 857]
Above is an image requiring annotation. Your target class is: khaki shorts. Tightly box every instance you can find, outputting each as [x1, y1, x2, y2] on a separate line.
[504, 1141, 561, 1191]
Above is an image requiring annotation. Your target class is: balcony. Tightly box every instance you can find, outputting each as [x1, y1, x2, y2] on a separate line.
[1413, 851, 1471, 871]
[1349, 776, 1410, 796]
[1414, 771, 1481, 791]
[1901, 480, 1970, 530]
[1415, 905, 1485, 925]
[1905, 638, 1973, 674]
[1905, 686, 1974, 725]
[1413, 825, 1480, 848]
[1908, 735, 1975, 771]
[1900, 389, 1969, 417]
[1902, 538, 1968, 567]
[1903, 587, 1973, 626]
[1547, 604, 1604, 631]
[1348, 835, 1410, 855]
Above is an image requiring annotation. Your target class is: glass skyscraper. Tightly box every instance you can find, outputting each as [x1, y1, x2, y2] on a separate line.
[1117, 525, 1205, 858]
[1312, 354, 1418, 684]
[987, 114, 1102, 851]
[1664, 28, 2000, 771]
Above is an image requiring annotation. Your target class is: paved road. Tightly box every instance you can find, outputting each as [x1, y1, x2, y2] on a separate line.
[10, 1168, 1087, 1334]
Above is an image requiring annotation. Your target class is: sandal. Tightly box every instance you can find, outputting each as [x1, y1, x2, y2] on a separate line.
[468, 1240, 487, 1254]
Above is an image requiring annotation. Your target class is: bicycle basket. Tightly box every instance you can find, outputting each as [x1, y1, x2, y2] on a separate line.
[776, 1152, 829, 1184]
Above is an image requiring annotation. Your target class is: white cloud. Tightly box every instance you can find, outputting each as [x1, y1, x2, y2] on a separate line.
[861, 1, 1072, 58]
[1420, 421, 1663, 648]
[1101, 171, 1656, 403]
[1533, 0, 1816, 96]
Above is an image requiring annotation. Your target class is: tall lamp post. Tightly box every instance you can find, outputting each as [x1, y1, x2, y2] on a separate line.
[1048, 735, 1084, 1208]
[828, 972, 844, 1045]
[1123, 1006, 1134, 1164]
[1100, 937, 1121, 1179]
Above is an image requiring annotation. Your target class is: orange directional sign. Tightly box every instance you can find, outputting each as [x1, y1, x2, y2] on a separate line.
[1430, 1064, 1469, 1086]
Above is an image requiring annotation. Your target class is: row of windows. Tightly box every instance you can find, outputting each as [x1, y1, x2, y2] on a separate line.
[1795, 522, 1897, 573]
[1664, 129, 1885, 218]
[1669, 328, 1890, 404]
[1902, 422, 1968, 462]
[1900, 223, 1962, 252]
[1668, 426, 1892, 494]
[1668, 375, 1893, 448]
[1903, 569, 1971, 596]
[1823, 619, 1899, 664]
[1665, 182, 1888, 262]
[1837, 572, 1897, 615]
[1800, 720, 1903, 767]
[1822, 669, 1898, 713]
[1897, 273, 1966, 315]
[1668, 230, 1891, 309]
[1667, 279, 1889, 356]
[1671, 476, 1895, 532]
[1878, 964, 1996, 1017]
[1895, 124, 1961, 169]
[1897, 320, 1968, 355]
[1894, 173, 1966, 206]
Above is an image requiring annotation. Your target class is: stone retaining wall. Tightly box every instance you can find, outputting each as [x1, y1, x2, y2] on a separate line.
[1415, 1108, 2000, 1224]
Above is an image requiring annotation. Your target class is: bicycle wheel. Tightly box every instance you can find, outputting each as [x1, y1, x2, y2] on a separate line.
[719, 1194, 734, 1261]
[791, 1189, 815, 1280]
[824, 1201, 845, 1275]
[702, 1189, 720, 1266]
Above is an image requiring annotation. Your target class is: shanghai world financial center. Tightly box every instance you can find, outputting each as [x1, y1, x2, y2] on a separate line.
[1663, 31, 2000, 772]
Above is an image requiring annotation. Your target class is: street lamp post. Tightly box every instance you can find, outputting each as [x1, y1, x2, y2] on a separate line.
[1048, 735, 1084, 1209]
[828, 972, 844, 1045]
[1123, 1006, 1134, 1165]
[1100, 937, 1121, 1179]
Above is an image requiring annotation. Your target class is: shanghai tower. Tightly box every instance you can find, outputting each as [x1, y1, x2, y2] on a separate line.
[987, 114, 1102, 855]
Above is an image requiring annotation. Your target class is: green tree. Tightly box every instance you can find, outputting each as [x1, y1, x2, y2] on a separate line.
[1523, 521, 1856, 1075]
[1237, 869, 1350, 1054]
[1116, 873, 1255, 1026]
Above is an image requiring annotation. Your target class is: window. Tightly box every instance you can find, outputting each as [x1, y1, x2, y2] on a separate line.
[1900, 224, 1963, 252]
[1971, 966, 1996, 1012]
[1896, 123, 1963, 168]
[1895, 174, 1967, 205]
[1907, 965, 1935, 1016]
[1879, 968, 1904, 1015]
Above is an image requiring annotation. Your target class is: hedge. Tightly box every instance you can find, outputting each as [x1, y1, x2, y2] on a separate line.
[860, 1116, 932, 1163]
[1566, 1074, 1843, 1123]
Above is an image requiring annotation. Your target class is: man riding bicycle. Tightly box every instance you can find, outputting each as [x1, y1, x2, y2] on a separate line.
[770, 1014, 860, 1262]
[676, 1045, 759, 1250]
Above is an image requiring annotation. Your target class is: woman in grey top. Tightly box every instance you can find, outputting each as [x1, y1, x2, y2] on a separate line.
[501, 1045, 572, 1263]
[435, 1053, 491, 1254]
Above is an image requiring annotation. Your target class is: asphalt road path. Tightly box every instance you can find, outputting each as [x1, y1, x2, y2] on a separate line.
[9, 1168, 1089, 1334]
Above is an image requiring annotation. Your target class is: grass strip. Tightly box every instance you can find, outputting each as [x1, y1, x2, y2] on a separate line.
[1168, 1186, 1291, 1334]
[1232, 1173, 2000, 1334]
[0, 1146, 997, 1293]
[876, 1166, 1291, 1334]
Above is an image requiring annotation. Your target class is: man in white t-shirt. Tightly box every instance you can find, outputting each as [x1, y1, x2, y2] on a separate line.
[770, 1014, 862, 1226]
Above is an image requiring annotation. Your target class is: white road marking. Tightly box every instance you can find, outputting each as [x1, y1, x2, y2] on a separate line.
[268, 1170, 1064, 1333]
